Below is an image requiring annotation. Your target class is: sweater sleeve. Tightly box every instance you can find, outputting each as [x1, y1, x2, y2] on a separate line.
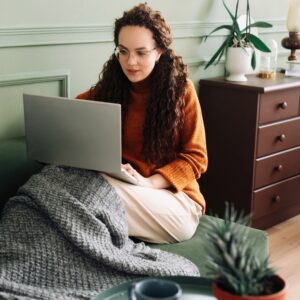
[155, 79, 208, 192]
[75, 88, 95, 100]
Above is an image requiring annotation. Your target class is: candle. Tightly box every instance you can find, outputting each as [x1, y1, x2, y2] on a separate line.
[287, 0, 300, 32]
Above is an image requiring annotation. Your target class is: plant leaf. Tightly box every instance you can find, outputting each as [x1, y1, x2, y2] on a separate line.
[222, 0, 242, 40]
[214, 45, 227, 66]
[204, 25, 232, 41]
[204, 39, 228, 69]
[247, 33, 271, 52]
[222, 0, 236, 22]
[243, 21, 273, 33]
[247, 21, 273, 28]
[251, 51, 256, 70]
[246, 0, 250, 35]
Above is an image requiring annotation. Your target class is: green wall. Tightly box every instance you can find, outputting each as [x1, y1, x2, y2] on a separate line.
[0, 0, 289, 100]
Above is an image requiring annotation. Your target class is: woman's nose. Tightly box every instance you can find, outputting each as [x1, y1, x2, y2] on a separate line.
[127, 52, 138, 65]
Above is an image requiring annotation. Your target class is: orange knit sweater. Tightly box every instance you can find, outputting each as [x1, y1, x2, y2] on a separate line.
[76, 78, 208, 211]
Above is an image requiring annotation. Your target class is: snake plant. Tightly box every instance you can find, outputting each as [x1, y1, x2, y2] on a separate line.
[202, 202, 276, 296]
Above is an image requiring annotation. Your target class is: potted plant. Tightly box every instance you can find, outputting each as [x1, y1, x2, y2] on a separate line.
[204, 0, 273, 81]
[202, 203, 287, 300]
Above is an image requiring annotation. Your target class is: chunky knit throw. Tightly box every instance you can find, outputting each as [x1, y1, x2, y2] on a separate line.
[0, 166, 199, 300]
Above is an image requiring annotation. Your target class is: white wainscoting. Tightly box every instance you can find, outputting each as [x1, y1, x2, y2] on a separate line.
[0, 19, 289, 96]
[0, 70, 70, 139]
[0, 20, 288, 68]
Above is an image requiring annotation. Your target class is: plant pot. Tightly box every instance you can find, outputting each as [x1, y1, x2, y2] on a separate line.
[225, 47, 253, 82]
[212, 275, 287, 300]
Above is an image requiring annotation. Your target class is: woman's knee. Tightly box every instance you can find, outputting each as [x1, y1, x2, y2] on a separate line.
[173, 220, 199, 242]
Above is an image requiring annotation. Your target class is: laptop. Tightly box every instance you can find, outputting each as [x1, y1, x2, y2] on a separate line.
[23, 93, 138, 185]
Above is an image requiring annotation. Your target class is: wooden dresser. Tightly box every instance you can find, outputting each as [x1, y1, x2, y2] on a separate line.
[199, 74, 300, 229]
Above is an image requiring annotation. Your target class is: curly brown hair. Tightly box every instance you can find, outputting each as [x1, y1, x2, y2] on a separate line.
[92, 3, 188, 166]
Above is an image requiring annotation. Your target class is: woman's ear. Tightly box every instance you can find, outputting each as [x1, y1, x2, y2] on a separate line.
[156, 48, 163, 62]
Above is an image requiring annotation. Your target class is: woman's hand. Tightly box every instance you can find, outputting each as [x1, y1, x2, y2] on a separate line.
[121, 163, 171, 189]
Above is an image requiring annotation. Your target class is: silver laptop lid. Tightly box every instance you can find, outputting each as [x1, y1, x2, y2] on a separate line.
[23, 93, 122, 173]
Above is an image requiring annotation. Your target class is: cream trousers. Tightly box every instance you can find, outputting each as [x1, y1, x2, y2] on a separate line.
[102, 174, 202, 244]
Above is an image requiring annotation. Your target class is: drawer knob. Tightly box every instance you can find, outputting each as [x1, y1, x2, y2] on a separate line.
[277, 134, 286, 142]
[279, 101, 288, 109]
[273, 195, 281, 203]
[275, 164, 283, 172]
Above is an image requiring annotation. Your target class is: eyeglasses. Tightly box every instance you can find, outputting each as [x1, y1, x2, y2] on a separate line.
[114, 46, 157, 61]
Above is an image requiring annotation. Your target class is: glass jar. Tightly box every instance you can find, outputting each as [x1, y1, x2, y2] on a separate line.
[257, 39, 278, 79]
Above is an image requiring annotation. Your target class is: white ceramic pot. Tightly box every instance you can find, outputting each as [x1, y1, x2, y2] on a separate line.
[225, 47, 253, 82]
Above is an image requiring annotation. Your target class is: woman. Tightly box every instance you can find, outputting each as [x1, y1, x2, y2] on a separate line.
[0, 5, 206, 298]
[77, 3, 208, 244]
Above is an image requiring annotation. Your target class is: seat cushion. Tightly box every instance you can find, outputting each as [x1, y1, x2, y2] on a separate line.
[150, 215, 268, 277]
[0, 137, 42, 209]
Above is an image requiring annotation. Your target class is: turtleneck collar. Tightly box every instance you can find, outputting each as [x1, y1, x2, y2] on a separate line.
[130, 75, 152, 93]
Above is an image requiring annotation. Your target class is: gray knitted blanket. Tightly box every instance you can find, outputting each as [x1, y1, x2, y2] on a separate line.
[0, 165, 199, 300]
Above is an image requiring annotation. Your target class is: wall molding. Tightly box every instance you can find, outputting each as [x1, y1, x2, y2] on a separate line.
[0, 25, 113, 48]
[188, 50, 290, 70]
[0, 19, 287, 48]
[0, 70, 70, 96]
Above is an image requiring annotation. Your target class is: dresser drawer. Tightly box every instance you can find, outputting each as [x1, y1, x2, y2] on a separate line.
[253, 174, 300, 219]
[255, 146, 300, 188]
[259, 88, 300, 124]
[257, 117, 300, 157]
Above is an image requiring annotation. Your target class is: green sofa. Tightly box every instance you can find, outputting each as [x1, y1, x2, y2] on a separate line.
[0, 106, 268, 277]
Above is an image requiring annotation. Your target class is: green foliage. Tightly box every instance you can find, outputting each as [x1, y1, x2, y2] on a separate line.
[202, 202, 275, 296]
[204, 0, 273, 70]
